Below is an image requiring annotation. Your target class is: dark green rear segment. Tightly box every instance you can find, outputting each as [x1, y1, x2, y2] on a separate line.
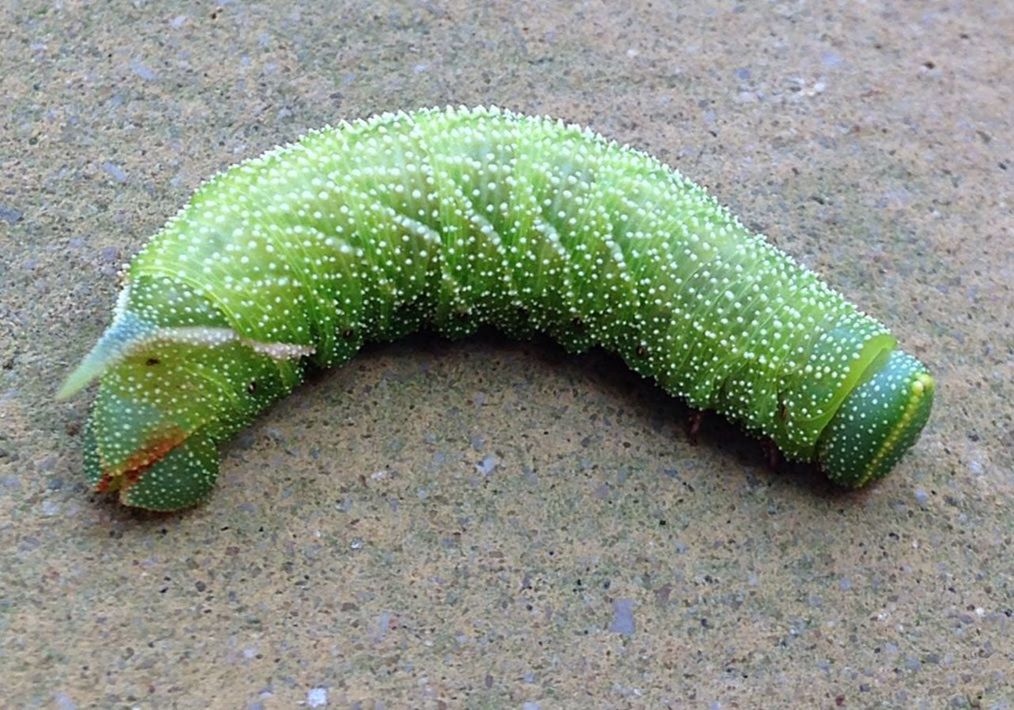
[817, 350, 935, 486]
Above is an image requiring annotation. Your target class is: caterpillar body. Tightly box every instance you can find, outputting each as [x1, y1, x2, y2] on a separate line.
[59, 106, 934, 511]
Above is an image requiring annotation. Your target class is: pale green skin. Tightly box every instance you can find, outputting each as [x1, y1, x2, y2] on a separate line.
[59, 107, 934, 510]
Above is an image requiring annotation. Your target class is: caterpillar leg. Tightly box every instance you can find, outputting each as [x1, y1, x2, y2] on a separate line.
[686, 410, 704, 445]
[760, 439, 782, 473]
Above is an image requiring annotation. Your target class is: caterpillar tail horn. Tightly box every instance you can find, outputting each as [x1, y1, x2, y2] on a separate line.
[57, 309, 159, 400]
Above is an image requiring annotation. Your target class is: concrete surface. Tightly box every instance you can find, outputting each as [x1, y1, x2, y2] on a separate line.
[1, 1, 1010, 707]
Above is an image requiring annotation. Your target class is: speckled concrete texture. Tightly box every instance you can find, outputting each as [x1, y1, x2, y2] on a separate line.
[1, 2, 1010, 708]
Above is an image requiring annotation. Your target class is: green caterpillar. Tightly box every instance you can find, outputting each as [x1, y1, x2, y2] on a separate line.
[58, 106, 934, 510]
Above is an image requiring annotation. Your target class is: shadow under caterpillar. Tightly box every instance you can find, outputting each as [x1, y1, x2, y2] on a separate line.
[59, 106, 934, 510]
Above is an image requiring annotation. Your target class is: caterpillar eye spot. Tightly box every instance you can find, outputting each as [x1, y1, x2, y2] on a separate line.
[60, 106, 933, 510]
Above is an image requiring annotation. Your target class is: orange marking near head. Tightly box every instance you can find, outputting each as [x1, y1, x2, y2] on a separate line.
[94, 427, 188, 493]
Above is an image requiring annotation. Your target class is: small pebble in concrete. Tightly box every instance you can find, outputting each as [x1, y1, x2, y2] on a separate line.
[101, 162, 127, 183]
[469, 433, 485, 451]
[476, 454, 498, 476]
[307, 687, 327, 708]
[0, 204, 23, 225]
[609, 598, 636, 636]
[129, 58, 157, 81]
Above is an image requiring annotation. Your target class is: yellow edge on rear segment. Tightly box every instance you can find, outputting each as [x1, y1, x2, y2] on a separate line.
[856, 372, 936, 487]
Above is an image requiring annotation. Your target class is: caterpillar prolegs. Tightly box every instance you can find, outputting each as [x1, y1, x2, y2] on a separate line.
[59, 107, 934, 511]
